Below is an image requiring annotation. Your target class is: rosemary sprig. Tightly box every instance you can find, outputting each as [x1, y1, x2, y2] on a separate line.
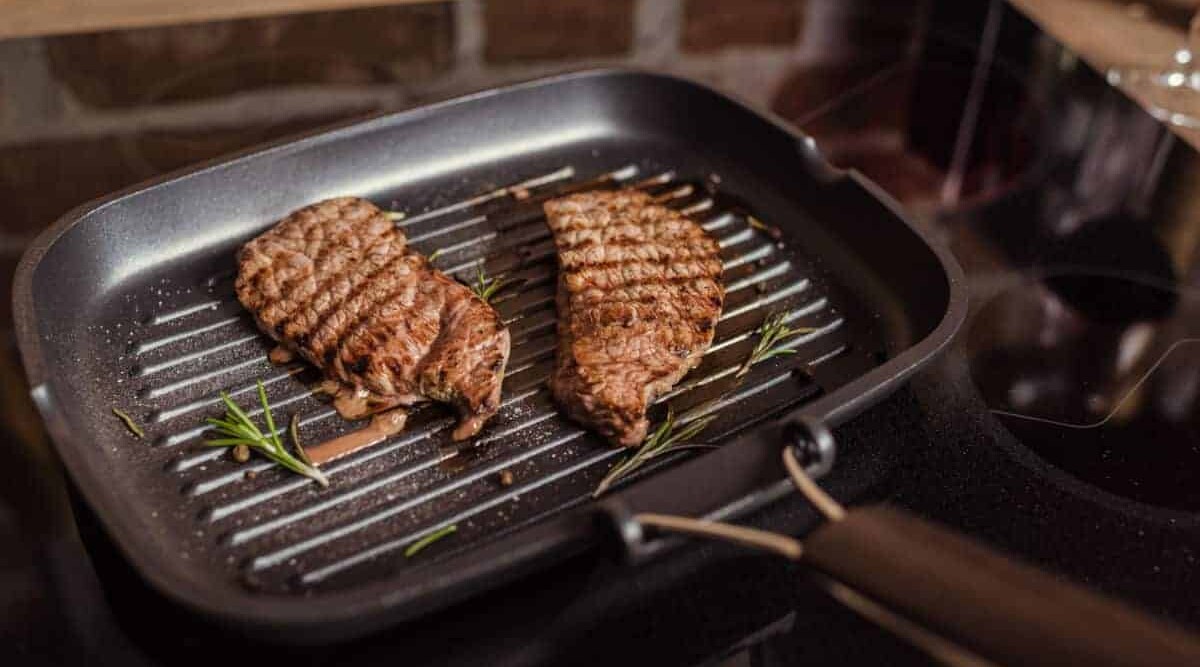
[468, 264, 510, 304]
[206, 381, 329, 487]
[112, 408, 144, 439]
[735, 312, 815, 379]
[593, 408, 717, 498]
[289, 413, 315, 468]
[405, 524, 458, 558]
[747, 215, 783, 240]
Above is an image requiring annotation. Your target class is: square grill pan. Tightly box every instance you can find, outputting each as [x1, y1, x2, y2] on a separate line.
[14, 69, 965, 642]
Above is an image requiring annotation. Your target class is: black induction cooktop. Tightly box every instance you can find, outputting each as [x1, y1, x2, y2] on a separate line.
[954, 82, 1200, 518]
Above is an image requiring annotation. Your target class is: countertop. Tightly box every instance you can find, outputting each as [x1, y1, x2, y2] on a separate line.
[1007, 0, 1200, 150]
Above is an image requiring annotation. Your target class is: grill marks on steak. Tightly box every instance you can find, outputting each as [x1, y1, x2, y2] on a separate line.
[236, 197, 510, 441]
[545, 190, 724, 447]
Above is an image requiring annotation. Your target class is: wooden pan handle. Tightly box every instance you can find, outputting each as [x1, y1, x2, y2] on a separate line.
[803, 505, 1200, 667]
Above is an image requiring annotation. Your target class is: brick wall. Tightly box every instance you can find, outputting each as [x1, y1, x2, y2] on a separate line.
[0, 0, 925, 325]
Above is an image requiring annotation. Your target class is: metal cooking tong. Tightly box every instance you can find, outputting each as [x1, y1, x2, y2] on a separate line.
[614, 419, 1200, 667]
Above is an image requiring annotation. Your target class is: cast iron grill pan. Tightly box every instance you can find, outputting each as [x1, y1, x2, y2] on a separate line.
[15, 70, 964, 641]
[145, 164, 861, 593]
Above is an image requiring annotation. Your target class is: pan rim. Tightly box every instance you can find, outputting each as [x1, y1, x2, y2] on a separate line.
[12, 65, 967, 638]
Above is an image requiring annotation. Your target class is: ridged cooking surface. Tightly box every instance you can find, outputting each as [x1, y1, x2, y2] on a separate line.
[114, 165, 857, 593]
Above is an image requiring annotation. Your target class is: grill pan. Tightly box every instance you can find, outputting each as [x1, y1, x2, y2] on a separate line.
[14, 69, 965, 642]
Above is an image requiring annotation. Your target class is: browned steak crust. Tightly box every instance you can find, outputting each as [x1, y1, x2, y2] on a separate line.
[235, 197, 510, 440]
[544, 190, 724, 447]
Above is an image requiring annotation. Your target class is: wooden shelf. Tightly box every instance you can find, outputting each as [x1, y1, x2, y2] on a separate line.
[0, 0, 431, 39]
[1007, 0, 1200, 150]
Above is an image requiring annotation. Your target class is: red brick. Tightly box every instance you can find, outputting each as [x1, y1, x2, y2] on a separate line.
[484, 0, 634, 63]
[0, 112, 368, 243]
[45, 5, 453, 109]
[130, 110, 377, 174]
[0, 137, 140, 239]
[682, 0, 802, 52]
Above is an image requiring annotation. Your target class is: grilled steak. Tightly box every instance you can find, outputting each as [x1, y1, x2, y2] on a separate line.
[544, 190, 724, 446]
[235, 197, 510, 440]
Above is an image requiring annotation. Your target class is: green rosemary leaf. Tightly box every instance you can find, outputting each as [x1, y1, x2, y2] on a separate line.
[593, 408, 716, 498]
[219, 392, 262, 440]
[735, 312, 816, 379]
[404, 524, 458, 558]
[112, 408, 145, 439]
[467, 264, 510, 305]
[203, 438, 256, 446]
[206, 417, 259, 442]
[290, 413, 315, 468]
[258, 381, 279, 449]
[757, 348, 798, 364]
[204, 381, 329, 487]
[664, 414, 718, 450]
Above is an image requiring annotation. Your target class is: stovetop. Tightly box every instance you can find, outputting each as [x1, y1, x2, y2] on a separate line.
[6, 6, 1200, 666]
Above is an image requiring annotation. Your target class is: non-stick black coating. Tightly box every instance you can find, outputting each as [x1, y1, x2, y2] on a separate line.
[14, 69, 965, 642]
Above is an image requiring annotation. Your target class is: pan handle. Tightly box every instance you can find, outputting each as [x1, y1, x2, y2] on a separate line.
[801, 503, 1200, 667]
[625, 431, 1200, 667]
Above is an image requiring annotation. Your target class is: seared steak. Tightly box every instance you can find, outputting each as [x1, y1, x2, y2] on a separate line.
[236, 197, 510, 440]
[544, 190, 724, 446]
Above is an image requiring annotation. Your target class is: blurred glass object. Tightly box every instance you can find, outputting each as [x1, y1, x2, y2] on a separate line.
[1107, 3, 1200, 129]
[774, 0, 1044, 220]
